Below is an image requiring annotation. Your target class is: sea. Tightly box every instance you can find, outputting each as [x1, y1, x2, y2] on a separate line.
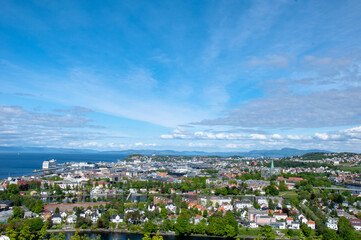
[0, 153, 129, 180]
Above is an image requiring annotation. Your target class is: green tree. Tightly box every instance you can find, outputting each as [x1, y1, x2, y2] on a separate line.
[207, 216, 226, 236]
[300, 223, 311, 237]
[75, 217, 86, 229]
[142, 231, 164, 240]
[337, 216, 356, 240]
[7, 184, 20, 194]
[224, 211, 238, 233]
[70, 229, 82, 240]
[261, 225, 275, 240]
[160, 208, 168, 219]
[6, 225, 18, 240]
[160, 218, 173, 232]
[11, 206, 24, 219]
[174, 214, 191, 235]
[225, 224, 236, 238]
[33, 200, 44, 214]
[202, 209, 208, 218]
[322, 229, 338, 240]
[25, 217, 44, 232]
[265, 185, 279, 196]
[268, 199, 276, 210]
[37, 224, 48, 240]
[97, 218, 104, 228]
[18, 225, 32, 240]
[58, 232, 66, 240]
[143, 220, 157, 233]
[195, 219, 207, 234]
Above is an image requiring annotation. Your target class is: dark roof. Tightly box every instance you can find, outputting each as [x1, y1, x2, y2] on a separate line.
[0, 200, 13, 205]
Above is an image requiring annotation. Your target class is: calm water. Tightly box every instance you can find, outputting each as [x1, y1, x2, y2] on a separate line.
[0, 153, 128, 179]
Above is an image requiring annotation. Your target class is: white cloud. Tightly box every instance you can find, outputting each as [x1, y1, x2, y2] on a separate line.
[107, 143, 126, 148]
[0, 105, 95, 128]
[250, 134, 267, 140]
[247, 55, 290, 68]
[160, 134, 173, 139]
[188, 142, 214, 147]
[315, 133, 329, 140]
[198, 87, 361, 128]
[303, 55, 350, 67]
[82, 142, 103, 147]
[225, 144, 239, 149]
[134, 142, 157, 147]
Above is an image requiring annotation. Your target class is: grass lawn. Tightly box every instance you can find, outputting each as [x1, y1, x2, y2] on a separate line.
[238, 227, 262, 236]
[280, 191, 298, 198]
[338, 166, 361, 172]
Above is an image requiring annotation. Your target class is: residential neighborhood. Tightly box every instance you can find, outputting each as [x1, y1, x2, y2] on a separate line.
[1, 153, 361, 239]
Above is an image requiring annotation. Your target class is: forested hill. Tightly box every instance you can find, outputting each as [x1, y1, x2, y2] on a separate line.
[0, 146, 331, 158]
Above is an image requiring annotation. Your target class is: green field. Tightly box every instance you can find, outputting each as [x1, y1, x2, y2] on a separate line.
[338, 166, 361, 172]
[280, 191, 298, 198]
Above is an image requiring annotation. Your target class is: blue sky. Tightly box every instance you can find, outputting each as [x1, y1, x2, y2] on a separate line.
[1, 0, 361, 152]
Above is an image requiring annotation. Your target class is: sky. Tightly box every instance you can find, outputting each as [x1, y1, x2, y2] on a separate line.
[1, 0, 361, 152]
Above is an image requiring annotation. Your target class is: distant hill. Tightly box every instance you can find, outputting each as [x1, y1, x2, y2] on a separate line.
[299, 151, 356, 160]
[103, 148, 332, 158]
[0, 146, 331, 158]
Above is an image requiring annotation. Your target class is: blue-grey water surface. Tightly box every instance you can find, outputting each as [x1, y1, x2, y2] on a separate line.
[0, 153, 128, 179]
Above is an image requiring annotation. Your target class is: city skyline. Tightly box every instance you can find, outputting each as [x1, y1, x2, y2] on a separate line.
[1, 0, 361, 152]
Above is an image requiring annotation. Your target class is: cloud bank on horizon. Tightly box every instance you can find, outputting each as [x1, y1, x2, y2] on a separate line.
[1, 0, 361, 152]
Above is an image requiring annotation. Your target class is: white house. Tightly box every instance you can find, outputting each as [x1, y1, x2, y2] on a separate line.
[129, 188, 137, 194]
[60, 212, 67, 219]
[234, 199, 253, 210]
[51, 214, 62, 224]
[90, 213, 99, 223]
[290, 222, 300, 229]
[110, 214, 123, 223]
[148, 204, 157, 212]
[286, 217, 293, 226]
[274, 213, 287, 221]
[271, 222, 286, 229]
[24, 211, 38, 219]
[165, 203, 176, 213]
[85, 209, 93, 216]
[326, 218, 338, 230]
[66, 215, 77, 224]
[257, 198, 268, 208]
[248, 222, 259, 228]
[307, 221, 315, 230]
[222, 203, 233, 211]
[352, 224, 361, 231]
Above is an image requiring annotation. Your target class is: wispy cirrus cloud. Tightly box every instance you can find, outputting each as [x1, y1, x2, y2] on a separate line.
[247, 55, 290, 68]
[1, 0, 361, 152]
[302, 55, 351, 67]
[0, 105, 96, 128]
[55, 106, 93, 115]
[197, 87, 361, 128]
[0, 105, 129, 149]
